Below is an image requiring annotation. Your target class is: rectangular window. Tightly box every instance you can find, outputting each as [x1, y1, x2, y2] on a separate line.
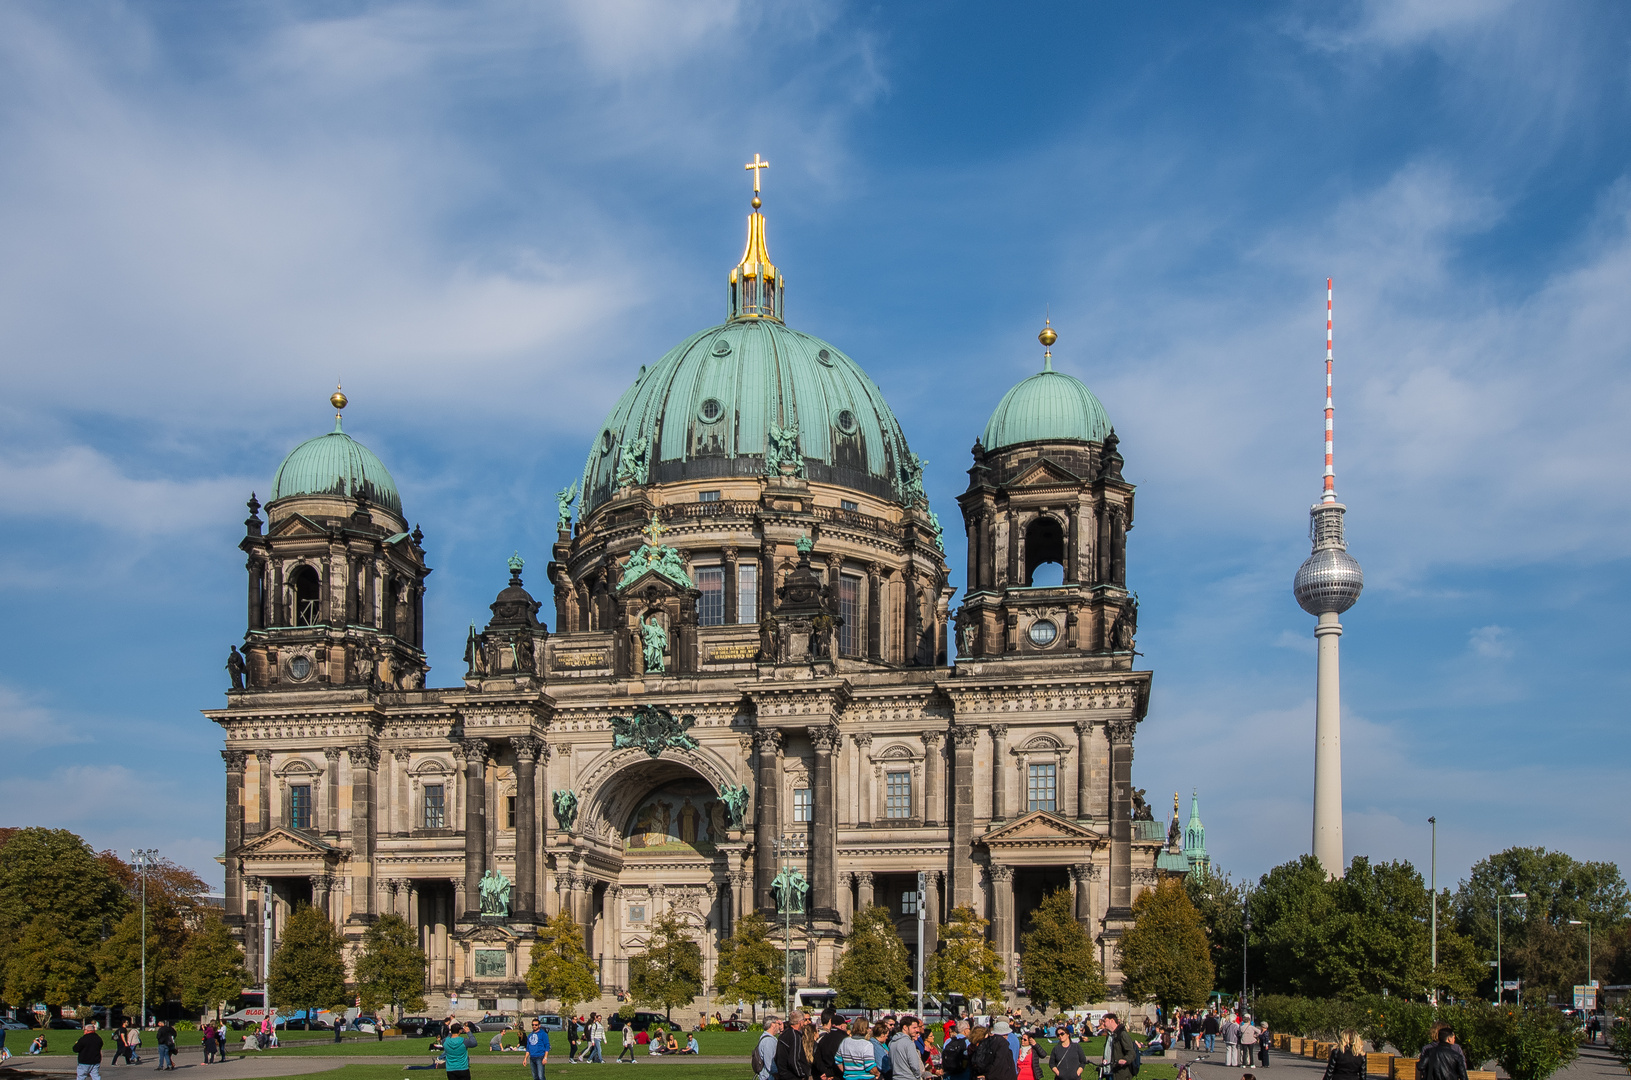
[289, 785, 312, 830]
[886, 771, 912, 819]
[839, 573, 861, 656]
[793, 787, 812, 823]
[699, 490, 721, 502]
[737, 563, 758, 624]
[901, 890, 919, 915]
[697, 566, 725, 626]
[840, 499, 858, 512]
[506, 795, 517, 828]
[1027, 763, 1057, 812]
[423, 784, 446, 829]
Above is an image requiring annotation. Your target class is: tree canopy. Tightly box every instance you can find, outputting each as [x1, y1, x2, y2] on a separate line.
[268, 905, 349, 1014]
[178, 913, 251, 1018]
[831, 904, 912, 1011]
[527, 910, 601, 1015]
[1019, 888, 1106, 1011]
[354, 913, 427, 1021]
[1119, 878, 1214, 1016]
[713, 911, 783, 1020]
[628, 912, 703, 1021]
[927, 905, 1004, 1004]
[0, 828, 128, 1004]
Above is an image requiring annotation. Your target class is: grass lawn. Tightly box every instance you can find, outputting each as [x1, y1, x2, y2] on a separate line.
[240, 1030, 762, 1059]
[230, 1066, 749, 1080]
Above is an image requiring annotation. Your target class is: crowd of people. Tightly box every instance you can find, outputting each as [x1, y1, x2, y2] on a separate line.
[752, 1005, 1165, 1080]
[1154, 1007, 1272, 1068]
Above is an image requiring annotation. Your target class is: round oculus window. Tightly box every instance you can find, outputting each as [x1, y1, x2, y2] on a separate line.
[288, 655, 313, 681]
[711, 338, 732, 356]
[816, 348, 834, 367]
[836, 409, 858, 434]
[699, 398, 724, 423]
[1027, 620, 1058, 647]
[601, 429, 615, 454]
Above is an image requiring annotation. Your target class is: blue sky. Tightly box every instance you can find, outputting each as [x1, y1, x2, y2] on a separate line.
[1, 0, 1627, 893]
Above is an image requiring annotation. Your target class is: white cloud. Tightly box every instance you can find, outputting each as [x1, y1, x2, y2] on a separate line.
[0, 683, 82, 748]
[0, 445, 248, 537]
[1466, 624, 1512, 659]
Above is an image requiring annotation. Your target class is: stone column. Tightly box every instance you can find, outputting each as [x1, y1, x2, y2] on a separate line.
[511, 736, 542, 921]
[809, 725, 839, 922]
[920, 731, 944, 827]
[759, 540, 776, 624]
[607, 885, 624, 987]
[923, 869, 941, 956]
[1074, 720, 1093, 822]
[324, 747, 341, 834]
[990, 724, 1011, 822]
[1070, 863, 1099, 928]
[223, 751, 246, 924]
[989, 865, 1015, 975]
[724, 546, 739, 624]
[753, 729, 782, 911]
[459, 738, 490, 919]
[1106, 719, 1136, 919]
[407, 881, 420, 935]
[867, 564, 883, 660]
[255, 749, 273, 834]
[855, 871, 875, 912]
[853, 734, 873, 825]
[348, 744, 379, 922]
[313, 875, 331, 920]
[393, 750, 411, 836]
[950, 725, 978, 908]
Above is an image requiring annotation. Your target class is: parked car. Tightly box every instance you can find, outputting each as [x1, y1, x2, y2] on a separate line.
[282, 1018, 329, 1031]
[477, 1014, 513, 1030]
[47, 1019, 83, 1030]
[1, 1019, 33, 1031]
[535, 1015, 564, 1032]
[398, 1017, 439, 1037]
[608, 1012, 679, 1033]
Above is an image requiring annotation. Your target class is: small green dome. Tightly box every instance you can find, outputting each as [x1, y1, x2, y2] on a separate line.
[270, 421, 402, 515]
[982, 367, 1112, 451]
[581, 319, 914, 514]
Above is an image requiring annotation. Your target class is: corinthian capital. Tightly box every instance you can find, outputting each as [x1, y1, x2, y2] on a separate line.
[222, 750, 247, 772]
[347, 744, 380, 769]
[950, 725, 980, 748]
[1105, 719, 1138, 745]
[809, 725, 841, 752]
[752, 729, 783, 753]
[511, 735, 544, 764]
[459, 738, 491, 765]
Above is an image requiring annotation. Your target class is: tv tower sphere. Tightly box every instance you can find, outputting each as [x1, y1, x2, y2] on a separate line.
[1295, 529, 1364, 615]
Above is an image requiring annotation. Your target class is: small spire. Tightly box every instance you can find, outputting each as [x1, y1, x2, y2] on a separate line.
[729, 155, 784, 322]
[508, 551, 524, 584]
[1039, 318, 1057, 372]
[1323, 279, 1336, 503]
[331, 382, 348, 432]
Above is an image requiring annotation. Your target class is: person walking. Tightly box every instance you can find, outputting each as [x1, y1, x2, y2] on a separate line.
[1202, 1012, 1219, 1054]
[1323, 1031, 1366, 1080]
[201, 1023, 216, 1065]
[523, 1018, 550, 1080]
[777, 1011, 813, 1080]
[112, 1022, 132, 1066]
[619, 1017, 641, 1064]
[837, 1018, 879, 1080]
[754, 1017, 781, 1080]
[1223, 1013, 1240, 1068]
[815, 1008, 848, 1080]
[156, 1021, 177, 1071]
[1049, 1027, 1086, 1080]
[887, 1016, 924, 1080]
[1101, 1014, 1140, 1080]
[587, 1013, 606, 1064]
[74, 1023, 106, 1080]
[1418, 1028, 1468, 1080]
[566, 1016, 580, 1064]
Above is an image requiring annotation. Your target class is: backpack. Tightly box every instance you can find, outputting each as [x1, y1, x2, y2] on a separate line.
[971, 1036, 998, 1074]
[752, 1033, 776, 1077]
[1123, 1030, 1143, 1077]
[941, 1037, 968, 1073]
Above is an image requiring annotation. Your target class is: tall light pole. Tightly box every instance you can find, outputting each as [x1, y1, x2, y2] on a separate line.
[1568, 920, 1593, 987]
[915, 871, 927, 1021]
[1293, 279, 1364, 880]
[130, 849, 158, 1028]
[1495, 891, 1526, 1005]
[1428, 818, 1437, 976]
[1242, 893, 1251, 1011]
[772, 831, 807, 1020]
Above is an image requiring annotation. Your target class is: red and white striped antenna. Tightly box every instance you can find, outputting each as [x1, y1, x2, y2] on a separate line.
[1322, 277, 1337, 504]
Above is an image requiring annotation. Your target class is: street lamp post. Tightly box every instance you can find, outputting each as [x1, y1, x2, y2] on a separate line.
[772, 831, 808, 1020]
[1428, 818, 1437, 977]
[130, 849, 158, 1028]
[1568, 920, 1593, 987]
[1242, 894, 1251, 1010]
[1495, 891, 1526, 1005]
[916, 871, 927, 1021]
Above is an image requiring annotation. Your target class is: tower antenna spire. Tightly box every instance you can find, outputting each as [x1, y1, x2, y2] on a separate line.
[1323, 278, 1336, 503]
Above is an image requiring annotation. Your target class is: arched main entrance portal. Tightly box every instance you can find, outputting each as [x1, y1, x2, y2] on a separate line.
[556, 752, 749, 1002]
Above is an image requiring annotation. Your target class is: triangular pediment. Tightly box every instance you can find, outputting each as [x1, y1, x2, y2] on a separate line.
[269, 513, 330, 538]
[1008, 458, 1084, 489]
[617, 567, 697, 598]
[456, 921, 520, 943]
[239, 827, 341, 858]
[980, 810, 1104, 847]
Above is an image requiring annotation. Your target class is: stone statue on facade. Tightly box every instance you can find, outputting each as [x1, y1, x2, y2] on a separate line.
[927, 508, 945, 552]
[478, 869, 512, 916]
[757, 614, 781, 663]
[718, 783, 750, 830]
[464, 623, 485, 676]
[772, 866, 808, 914]
[615, 434, 650, 488]
[1110, 593, 1138, 652]
[765, 423, 805, 478]
[552, 789, 578, 831]
[555, 481, 578, 531]
[1132, 787, 1154, 821]
[639, 615, 668, 673]
[226, 646, 246, 690]
[899, 452, 928, 507]
[611, 703, 699, 758]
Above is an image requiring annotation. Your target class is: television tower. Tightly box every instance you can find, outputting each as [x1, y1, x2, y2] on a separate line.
[1293, 279, 1364, 879]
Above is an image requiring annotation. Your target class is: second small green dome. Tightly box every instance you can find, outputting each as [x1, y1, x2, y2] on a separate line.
[270, 423, 403, 516]
[982, 368, 1112, 451]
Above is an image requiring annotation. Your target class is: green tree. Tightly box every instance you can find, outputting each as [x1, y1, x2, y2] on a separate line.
[927, 905, 1004, 1003]
[95, 908, 175, 1012]
[354, 913, 427, 1023]
[178, 913, 251, 1020]
[268, 905, 349, 1016]
[1019, 888, 1107, 1012]
[527, 911, 601, 1016]
[628, 912, 703, 1021]
[831, 904, 912, 1012]
[0, 828, 127, 1003]
[1493, 1006, 1582, 1080]
[1119, 878, 1214, 1016]
[713, 911, 783, 1021]
[1186, 866, 1246, 992]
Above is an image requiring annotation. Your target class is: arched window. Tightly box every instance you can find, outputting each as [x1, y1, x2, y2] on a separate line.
[291, 565, 322, 627]
[1024, 517, 1066, 586]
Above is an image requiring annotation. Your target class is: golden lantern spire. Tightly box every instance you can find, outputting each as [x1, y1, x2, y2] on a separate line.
[1039, 318, 1057, 371]
[729, 154, 784, 322]
[330, 382, 348, 431]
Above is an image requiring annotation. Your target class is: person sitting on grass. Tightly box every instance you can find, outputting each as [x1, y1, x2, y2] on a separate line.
[681, 1034, 699, 1055]
[29, 1036, 47, 1056]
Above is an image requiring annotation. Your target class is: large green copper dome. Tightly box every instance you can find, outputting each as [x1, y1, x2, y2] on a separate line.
[982, 366, 1112, 451]
[581, 319, 913, 514]
[271, 420, 403, 516]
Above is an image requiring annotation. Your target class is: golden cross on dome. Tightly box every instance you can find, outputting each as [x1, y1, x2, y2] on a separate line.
[642, 510, 667, 546]
[744, 153, 769, 208]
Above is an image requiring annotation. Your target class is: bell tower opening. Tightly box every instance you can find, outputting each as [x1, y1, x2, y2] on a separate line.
[1024, 517, 1065, 587]
[291, 565, 322, 626]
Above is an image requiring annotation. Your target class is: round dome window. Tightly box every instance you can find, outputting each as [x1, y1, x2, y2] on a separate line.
[836, 409, 858, 435]
[287, 655, 313, 681]
[712, 338, 732, 356]
[816, 348, 834, 367]
[1028, 620, 1058, 648]
[699, 398, 724, 424]
[601, 430, 615, 454]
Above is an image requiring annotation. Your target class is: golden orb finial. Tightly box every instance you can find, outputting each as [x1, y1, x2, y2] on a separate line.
[330, 386, 348, 412]
[1039, 321, 1057, 348]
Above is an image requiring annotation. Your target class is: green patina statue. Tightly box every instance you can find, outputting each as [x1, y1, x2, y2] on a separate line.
[899, 452, 928, 507]
[927, 509, 945, 553]
[795, 534, 814, 554]
[615, 434, 650, 488]
[616, 512, 694, 592]
[765, 423, 805, 478]
[772, 866, 808, 915]
[552, 789, 578, 831]
[611, 703, 699, 758]
[718, 783, 750, 829]
[555, 481, 578, 531]
[639, 616, 668, 673]
[478, 869, 512, 916]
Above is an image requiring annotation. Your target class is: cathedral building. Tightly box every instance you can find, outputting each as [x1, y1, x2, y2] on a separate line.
[205, 171, 1168, 1014]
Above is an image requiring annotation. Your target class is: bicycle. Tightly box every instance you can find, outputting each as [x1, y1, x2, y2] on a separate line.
[1175, 1052, 1214, 1080]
